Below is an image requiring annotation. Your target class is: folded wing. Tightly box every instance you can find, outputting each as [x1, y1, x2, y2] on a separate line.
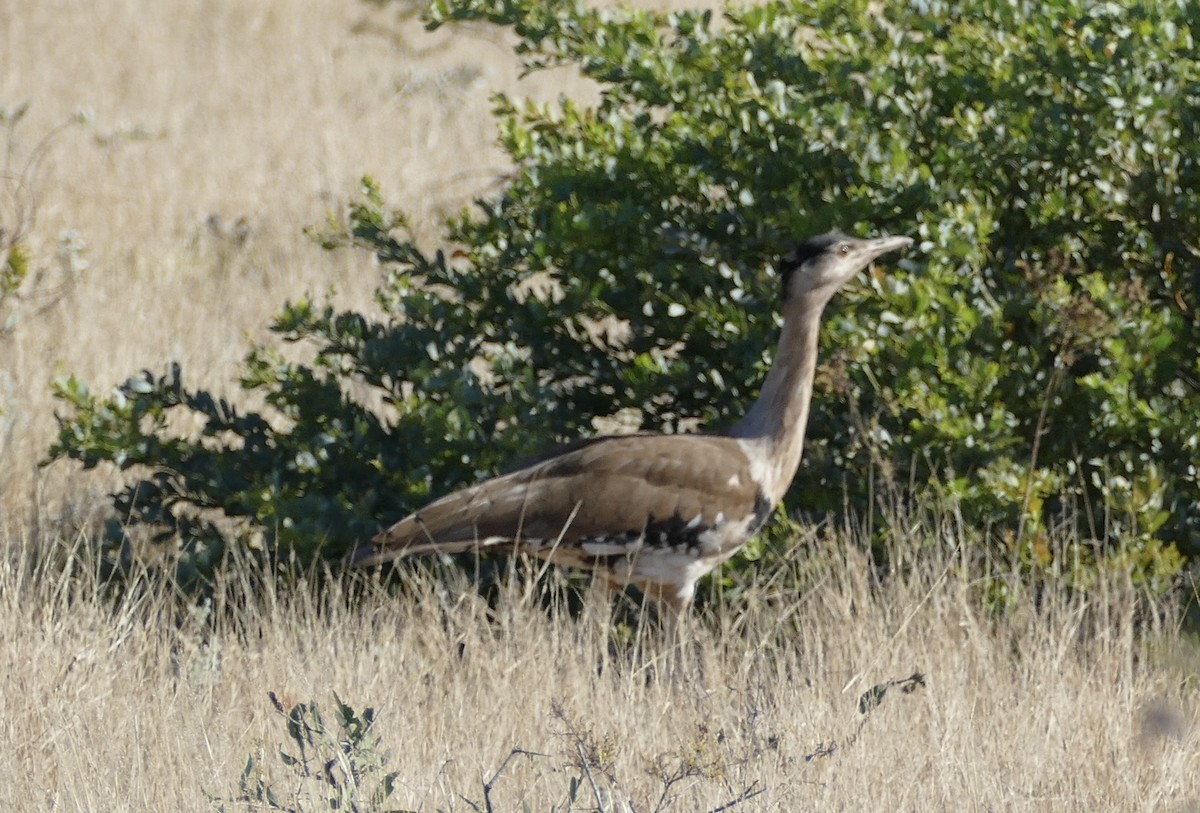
[351, 434, 770, 567]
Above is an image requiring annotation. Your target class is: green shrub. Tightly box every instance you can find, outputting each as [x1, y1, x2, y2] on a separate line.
[51, 0, 1198, 591]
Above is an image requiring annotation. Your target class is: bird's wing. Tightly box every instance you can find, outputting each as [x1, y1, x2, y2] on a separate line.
[351, 434, 771, 566]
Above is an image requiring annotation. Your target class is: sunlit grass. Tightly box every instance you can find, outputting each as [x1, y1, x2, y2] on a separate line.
[1, 516, 1196, 811]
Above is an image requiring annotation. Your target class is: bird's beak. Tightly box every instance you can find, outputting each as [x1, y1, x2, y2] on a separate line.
[860, 235, 914, 263]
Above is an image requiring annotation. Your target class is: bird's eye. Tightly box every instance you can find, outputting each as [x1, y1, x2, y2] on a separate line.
[838, 243, 850, 255]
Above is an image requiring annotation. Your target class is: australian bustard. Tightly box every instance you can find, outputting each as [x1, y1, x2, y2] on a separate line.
[349, 231, 913, 631]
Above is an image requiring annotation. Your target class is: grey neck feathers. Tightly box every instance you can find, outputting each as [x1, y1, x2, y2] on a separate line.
[728, 298, 827, 502]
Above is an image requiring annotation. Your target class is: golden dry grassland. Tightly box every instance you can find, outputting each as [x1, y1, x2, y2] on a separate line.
[2, 524, 1197, 811]
[1, 1, 1198, 810]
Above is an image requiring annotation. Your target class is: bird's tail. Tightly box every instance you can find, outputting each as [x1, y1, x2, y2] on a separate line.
[343, 533, 485, 568]
[345, 465, 543, 568]
[343, 484, 506, 567]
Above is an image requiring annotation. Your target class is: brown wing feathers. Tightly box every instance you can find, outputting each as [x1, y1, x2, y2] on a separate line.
[354, 434, 765, 566]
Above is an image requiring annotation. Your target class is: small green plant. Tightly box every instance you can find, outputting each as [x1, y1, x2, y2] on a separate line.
[213, 692, 408, 813]
[802, 672, 927, 763]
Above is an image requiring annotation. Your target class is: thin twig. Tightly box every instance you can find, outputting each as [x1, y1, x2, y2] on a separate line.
[705, 781, 766, 813]
[1016, 362, 1065, 545]
[841, 553, 953, 695]
[576, 741, 608, 813]
[482, 748, 544, 813]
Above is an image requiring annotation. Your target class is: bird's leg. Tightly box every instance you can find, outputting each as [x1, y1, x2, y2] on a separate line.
[636, 582, 689, 638]
[640, 583, 701, 680]
[656, 592, 690, 645]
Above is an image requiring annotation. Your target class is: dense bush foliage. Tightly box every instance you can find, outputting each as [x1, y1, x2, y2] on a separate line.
[51, 0, 1198, 590]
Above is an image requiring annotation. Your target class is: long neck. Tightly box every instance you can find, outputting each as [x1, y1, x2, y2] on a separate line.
[728, 297, 826, 504]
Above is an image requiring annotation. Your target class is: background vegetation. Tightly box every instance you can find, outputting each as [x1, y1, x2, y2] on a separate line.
[44, 0, 1200, 595]
[1, 0, 1198, 809]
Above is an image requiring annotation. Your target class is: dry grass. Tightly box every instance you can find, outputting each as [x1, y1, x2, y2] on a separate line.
[2, 2, 1199, 811]
[0, 0, 579, 512]
[1, 523, 1197, 811]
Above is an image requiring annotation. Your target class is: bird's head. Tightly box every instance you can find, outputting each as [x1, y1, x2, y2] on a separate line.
[778, 231, 913, 306]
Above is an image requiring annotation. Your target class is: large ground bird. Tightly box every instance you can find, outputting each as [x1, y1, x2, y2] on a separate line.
[349, 232, 913, 630]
